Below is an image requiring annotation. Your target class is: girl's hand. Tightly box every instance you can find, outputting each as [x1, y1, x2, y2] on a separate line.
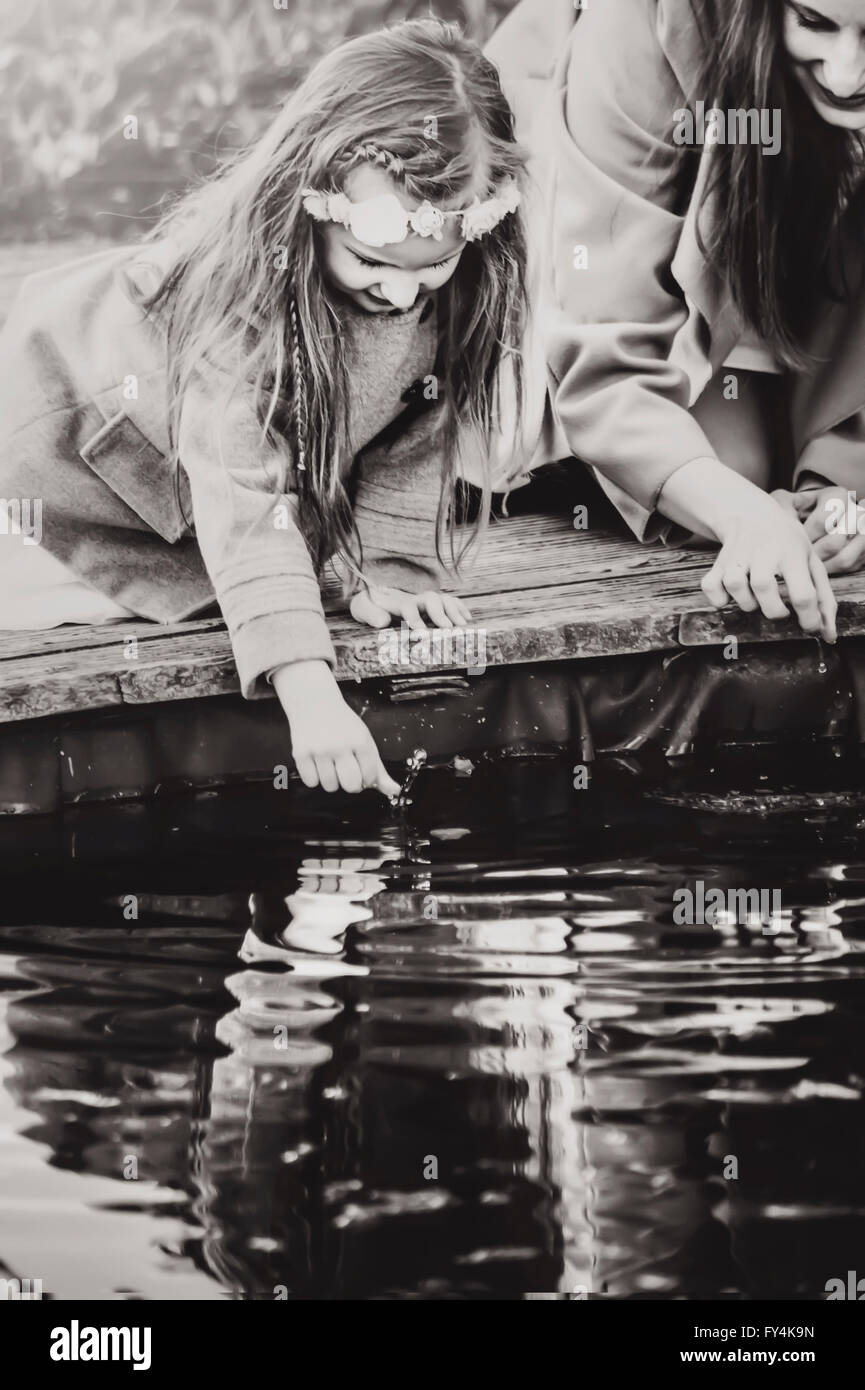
[271, 660, 400, 798]
[774, 485, 865, 576]
[350, 585, 472, 632]
[702, 499, 837, 642]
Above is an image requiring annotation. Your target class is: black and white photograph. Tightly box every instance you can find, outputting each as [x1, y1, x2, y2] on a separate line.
[1, 0, 864, 1350]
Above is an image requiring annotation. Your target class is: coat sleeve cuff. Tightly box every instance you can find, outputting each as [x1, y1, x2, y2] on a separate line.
[794, 430, 865, 494]
[231, 610, 337, 700]
[588, 453, 715, 544]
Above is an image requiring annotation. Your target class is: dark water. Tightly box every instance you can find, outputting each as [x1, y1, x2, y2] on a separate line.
[1, 747, 864, 1300]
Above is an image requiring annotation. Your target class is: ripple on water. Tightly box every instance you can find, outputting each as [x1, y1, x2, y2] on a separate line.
[0, 754, 863, 1298]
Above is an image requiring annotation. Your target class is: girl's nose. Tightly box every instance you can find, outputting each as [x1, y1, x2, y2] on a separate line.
[378, 274, 417, 310]
[822, 30, 865, 96]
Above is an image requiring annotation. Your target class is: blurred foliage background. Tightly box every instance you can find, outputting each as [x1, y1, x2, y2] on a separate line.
[0, 0, 522, 242]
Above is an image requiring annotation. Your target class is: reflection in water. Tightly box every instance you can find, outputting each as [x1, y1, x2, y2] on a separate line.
[0, 751, 864, 1299]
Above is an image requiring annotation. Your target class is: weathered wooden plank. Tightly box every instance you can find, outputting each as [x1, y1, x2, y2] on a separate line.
[0, 615, 225, 663]
[677, 594, 865, 647]
[0, 670, 125, 723]
[2, 519, 865, 721]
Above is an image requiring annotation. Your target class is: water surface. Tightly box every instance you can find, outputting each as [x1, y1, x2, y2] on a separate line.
[1, 747, 864, 1299]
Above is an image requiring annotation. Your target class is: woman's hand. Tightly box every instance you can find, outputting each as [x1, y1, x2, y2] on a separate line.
[350, 585, 472, 631]
[702, 497, 837, 642]
[271, 659, 400, 798]
[774, 485, 865, 576]
[657, 459, 834, 639]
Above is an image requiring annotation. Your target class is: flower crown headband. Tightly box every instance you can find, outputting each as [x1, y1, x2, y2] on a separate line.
[302, 143, 521, 248]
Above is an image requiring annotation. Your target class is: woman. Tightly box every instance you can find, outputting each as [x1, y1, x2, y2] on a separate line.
[487, 0, 865, 642]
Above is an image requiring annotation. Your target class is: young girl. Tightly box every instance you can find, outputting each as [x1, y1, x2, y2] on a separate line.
[488, 0, 865, 643]
[0, 19, 528, 797]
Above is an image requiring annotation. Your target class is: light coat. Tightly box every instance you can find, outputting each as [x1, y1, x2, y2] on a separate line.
[487, 0, 865, 531]
[0, 239, 449, 696]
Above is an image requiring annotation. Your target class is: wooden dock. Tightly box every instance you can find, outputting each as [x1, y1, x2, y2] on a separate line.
[3, 240, 865, 731]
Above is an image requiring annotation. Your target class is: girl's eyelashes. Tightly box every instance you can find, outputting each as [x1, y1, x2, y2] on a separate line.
[350, 250, 457, 271]
[789, 3, 839, 32]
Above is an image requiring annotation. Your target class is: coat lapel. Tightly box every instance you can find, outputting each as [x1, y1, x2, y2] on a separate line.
[658, 2, 743, 376]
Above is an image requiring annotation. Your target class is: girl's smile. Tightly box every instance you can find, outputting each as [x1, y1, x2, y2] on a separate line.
[319, 165, 467, 314]
[785, 0, 865, 128]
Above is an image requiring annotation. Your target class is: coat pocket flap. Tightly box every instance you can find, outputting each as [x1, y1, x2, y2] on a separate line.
[80, 411, 188, 544]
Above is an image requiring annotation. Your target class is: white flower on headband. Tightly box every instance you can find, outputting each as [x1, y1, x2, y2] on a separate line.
[462, 179, 522, 242]
[348, 192, 411, 247]
[326, 191, 352, 226]
[302, 189, 344, 224]
[302, 178, 522, 246]
[303, 188, 409, 246]
[411, 201, 446, 241]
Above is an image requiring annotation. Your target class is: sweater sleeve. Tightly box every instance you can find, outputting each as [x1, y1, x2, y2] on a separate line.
[547, 0, 720, 511]
[178, 370, 336, 699]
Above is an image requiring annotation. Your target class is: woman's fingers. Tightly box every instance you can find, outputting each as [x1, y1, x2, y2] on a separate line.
[747, 559, 790, 621]
[776, 549, 821, 633]
[822, 530, 865, 576]
[823, 528, 865, 578]
[714, 555, 760, 611]
[701, 517, 838, 644]
[701, 554, 733, 609]
[813, 530, 850, 561]
[804, 507, 834, 543]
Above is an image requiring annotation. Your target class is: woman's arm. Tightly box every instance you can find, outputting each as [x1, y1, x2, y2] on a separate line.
[544, 0, 835, 636]
[547, 0, 719, 514]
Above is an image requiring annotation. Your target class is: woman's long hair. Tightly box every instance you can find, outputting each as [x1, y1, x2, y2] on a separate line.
[687, 0, 865, 367]
[141, 19, 528, 578]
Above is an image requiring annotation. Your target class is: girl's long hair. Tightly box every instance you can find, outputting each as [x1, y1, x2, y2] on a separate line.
[687, 0, 865, 367]
[141, 19, 528, 578]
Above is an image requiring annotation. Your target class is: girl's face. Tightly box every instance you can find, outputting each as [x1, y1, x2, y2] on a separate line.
[319, 165, 466, 315]
[784, 1, 865, 129]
